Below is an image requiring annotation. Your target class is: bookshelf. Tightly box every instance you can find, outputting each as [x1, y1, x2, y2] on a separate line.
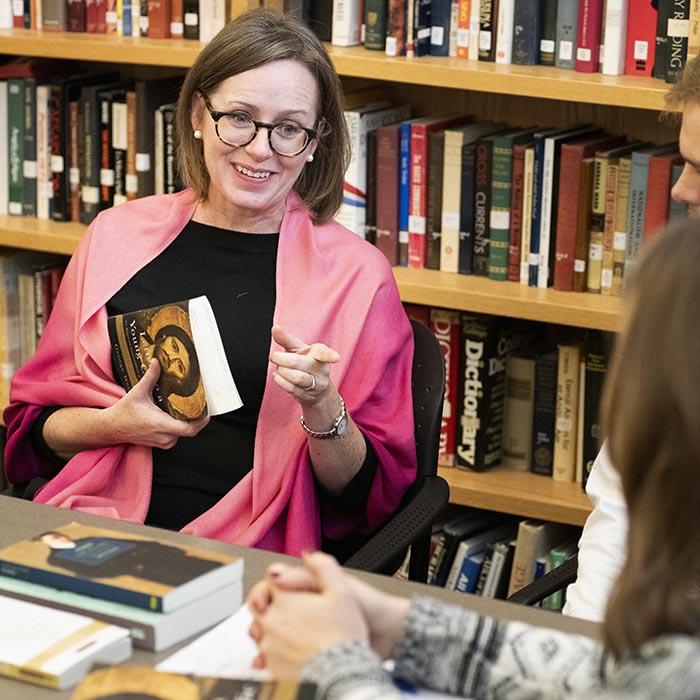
[2, 27, 658, 526]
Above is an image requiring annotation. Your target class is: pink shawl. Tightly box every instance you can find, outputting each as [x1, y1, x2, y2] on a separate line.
[3, 189, 416, 555]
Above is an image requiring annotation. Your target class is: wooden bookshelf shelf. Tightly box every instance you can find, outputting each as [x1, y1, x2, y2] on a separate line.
[0, 30, 671, 111]
[394, 267, 622, 331]
[439, 465, 592, 526]
[0, 218, 622, 328]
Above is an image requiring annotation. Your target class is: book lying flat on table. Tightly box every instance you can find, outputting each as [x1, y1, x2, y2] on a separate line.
[108, 295, 242, 420]
[72, 666, 316, 699]
[0, 575, 242, 652]
[0, 522, 244, 613]
[0, 595, 131, 690]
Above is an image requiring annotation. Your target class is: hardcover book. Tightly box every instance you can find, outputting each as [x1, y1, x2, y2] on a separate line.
[0, 596, 131, 690]
[624, 0, 658, 76]
[555, 0, 578, 69]
[512, 0, 542, 65]
[0, 522, 244, 613]
[108, 296, 242, 420]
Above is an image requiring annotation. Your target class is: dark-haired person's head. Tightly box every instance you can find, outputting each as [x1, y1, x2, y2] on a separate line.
[176, 7, 350, 227]
[153, 324, 200, 397]
[602, 217, 700, 658]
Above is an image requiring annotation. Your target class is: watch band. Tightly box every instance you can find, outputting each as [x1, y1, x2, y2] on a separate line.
[300, 397, 347, 439]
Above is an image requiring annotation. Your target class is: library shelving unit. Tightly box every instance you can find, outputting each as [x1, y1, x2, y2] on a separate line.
[1, 27, 676, 527]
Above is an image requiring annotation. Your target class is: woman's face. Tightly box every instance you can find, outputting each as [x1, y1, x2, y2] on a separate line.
[192, 59, 320, 232]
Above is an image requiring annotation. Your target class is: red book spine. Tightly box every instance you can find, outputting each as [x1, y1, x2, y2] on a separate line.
[147, 0, 171, 38]
[624, 0, 657, 76]
[86, 0, 97, 31]
[507, 142, 527, 282]
[430, 309, 460, 468]
[575, 0, 604, 72]
[403, 303, 430, 325]
[67, 0, 87, 30]
[642, 154, 681, 243]
[12, 0, 24, 27]
[375, 125, 401, 266]
[554, 144, 584, 291]
[408, 123, 430, 268]
[95, 0, 107, 32]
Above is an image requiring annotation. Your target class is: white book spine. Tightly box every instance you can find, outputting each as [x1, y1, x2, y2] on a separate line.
[537, 137, 556, 288]
[198, 0, 214, 42]
[468, 0, 481, 60]
[439, 130, 464, 273]
[495, 0, 515, 64]
[602, 0, 629, 75]
[0, 82, 7, 216]
[0, 0, 12, 27]
[448, 0, 460, 56]
[35, 85, 51, 221]
[332, 0, 361, 46]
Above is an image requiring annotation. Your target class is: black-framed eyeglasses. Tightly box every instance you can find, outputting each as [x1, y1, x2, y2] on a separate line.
[199, 91, 319, 157]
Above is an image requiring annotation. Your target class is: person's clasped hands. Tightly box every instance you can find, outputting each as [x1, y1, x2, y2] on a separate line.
[247, 551, 411, 678]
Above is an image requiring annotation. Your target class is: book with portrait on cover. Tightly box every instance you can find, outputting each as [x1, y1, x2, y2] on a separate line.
[0, 522, 244, 613]
[107, 295, 242, 420]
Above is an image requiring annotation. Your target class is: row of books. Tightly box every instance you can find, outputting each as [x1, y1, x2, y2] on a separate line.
[398, 506, 580, 611]
[0, 521, 244, 688]
[326, 0, 692, 82]
[0, 0, 228, 40]
[351, 106, 687, 294]
[0, 60, 182, 223]
[0, 252, 67, 409]
[407, 304, 612, 484]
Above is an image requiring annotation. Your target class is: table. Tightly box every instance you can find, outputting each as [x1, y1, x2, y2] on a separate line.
[0, 496, 599, 698]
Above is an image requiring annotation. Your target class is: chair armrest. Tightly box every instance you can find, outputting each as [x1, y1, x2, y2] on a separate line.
[506, 554, 579, 606]
[343, 475, 449, 575]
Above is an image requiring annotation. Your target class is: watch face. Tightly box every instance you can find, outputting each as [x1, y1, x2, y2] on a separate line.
[336, 413, 348, 437]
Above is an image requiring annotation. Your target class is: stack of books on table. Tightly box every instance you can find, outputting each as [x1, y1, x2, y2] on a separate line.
[0, 522, 244, 689]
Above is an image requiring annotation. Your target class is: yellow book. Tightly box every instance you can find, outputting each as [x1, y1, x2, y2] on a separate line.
[553, 344, 581, 482]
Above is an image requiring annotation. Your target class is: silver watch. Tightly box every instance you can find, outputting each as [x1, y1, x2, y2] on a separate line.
[300, 397, 348, 439]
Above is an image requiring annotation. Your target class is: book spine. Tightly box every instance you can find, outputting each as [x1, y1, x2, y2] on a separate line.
[507, 142, 527, 282]
[610, 156, 631, 296]
[406, 0, 416, 56]
[536, 135, 556, 289]
[99, 93, 115, 211]
[41, 0, 68, 28]
[531, 350, 557, 476]
[112, 99, 128, 206]
[488, 136, 512, 280]
[555, 0, 578, 69]
[409, 123, 430, 268]
[539, 0, 557, 64]
[454, 551, 486, 593]
[0, 82, 7, 217]
[125, 90, 137, 201]
[425, 131, 445, 269]
[80, 88, 101, 225]
[69, 100, 80, 222]
[474, 544, 494, 595]
[553, 144, 583, 291]
[332, 0, 362, 44]
[106, 0, 117, 31]
[552, 344, 581, 482]
[364, 0, 387, 49]
[414, 0, 432, 55]
[586, 154, 608, 294]
[35, 85, 50, 220]
[48, 85, 67, 222]
[170, 0, 183, 36]
[22, 78, 38, 218]
[468, 0, 480, 59]
[398, 121, 411, 266]
[501, 354, 535, 471]
[431, 308, 461, 467]
[653, 0, 671, 79]
[67, 0, 87, 29]
[582, 332, 608, 488]
[375, 126, 400, 265]
[512, 0, 541, 65]
[494, 0, 514, 63]
[575, 0, 604, 72]
[478, 0, 496, 61]
[623, 151, 650, 279]
[440, 130, 463, 274]
[690, 0, 700, 58]
[364, 128, 378, 244]
[528, 133, 546, 287]
[0, 561, 165, 611]
[385, 0, 407, 55]
[147, 0, 171, 37]
[459, 141, 478, 274]
[163, 106, 178, 193]
[7, 79, 24, 216]
[601, 0, 629, 75]
[429, 0, 452, 55]
[183, 0, 199, 39]
[456, 0, 471, 58]
[600, 160, 619, 296]
[624, 0, 658, 76]
[472, 138, 493, 276]
[573, 158, 595, 293]
[519, 145, 534, 284]
[665, 0, 689, 84]
[642, 154, 675, 243]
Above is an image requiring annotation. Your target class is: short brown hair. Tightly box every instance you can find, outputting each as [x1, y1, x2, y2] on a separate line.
[602, 218, 700, 658]
[666, 54, 700, 112]
[176, 8, 350, 224]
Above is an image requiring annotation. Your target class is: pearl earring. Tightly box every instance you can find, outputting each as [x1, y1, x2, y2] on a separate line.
[193, 129, 203, 139]
[306, 154, 314, 163]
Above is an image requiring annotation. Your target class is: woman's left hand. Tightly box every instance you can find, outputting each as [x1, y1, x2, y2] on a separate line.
[249, 552, 369, 679]
[269, 326, 340, 406]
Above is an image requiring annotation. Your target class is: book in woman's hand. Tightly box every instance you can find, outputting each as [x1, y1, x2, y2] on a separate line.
[107, 296, 242, 420]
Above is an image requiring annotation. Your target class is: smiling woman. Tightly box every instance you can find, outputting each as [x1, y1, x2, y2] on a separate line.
[3, 9, 418, 557]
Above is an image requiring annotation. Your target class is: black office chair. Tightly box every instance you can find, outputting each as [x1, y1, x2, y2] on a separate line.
[341, 319, 450, 583]
[506, 554, 579, 606]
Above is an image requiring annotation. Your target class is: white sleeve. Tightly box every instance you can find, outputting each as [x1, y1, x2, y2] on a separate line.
[562, 442, 629, 622]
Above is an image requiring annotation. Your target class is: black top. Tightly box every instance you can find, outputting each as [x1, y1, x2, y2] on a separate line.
[31, 219, 377, 531]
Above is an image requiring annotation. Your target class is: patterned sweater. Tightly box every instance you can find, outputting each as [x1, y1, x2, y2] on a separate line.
[301, 597, 700, 699]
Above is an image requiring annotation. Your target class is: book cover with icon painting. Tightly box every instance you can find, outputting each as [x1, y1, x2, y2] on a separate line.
[107, 296, 242, 420]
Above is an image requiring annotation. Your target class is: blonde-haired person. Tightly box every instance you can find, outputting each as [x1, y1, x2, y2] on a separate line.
[3, 9, 416, 554]
[565, 52, 700, 622]
[249, 217, 700, 698]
